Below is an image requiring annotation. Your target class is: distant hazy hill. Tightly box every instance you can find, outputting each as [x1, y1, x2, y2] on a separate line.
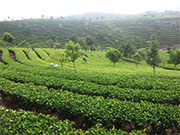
[0, 11, 179, 48]
[65, 11, 180, 19]
[65, 13, 129, 19]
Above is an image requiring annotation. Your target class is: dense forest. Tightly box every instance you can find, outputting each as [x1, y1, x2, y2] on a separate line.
[0, 12, 179, 49]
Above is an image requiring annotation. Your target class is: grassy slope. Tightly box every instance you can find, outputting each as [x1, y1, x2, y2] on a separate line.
[0, 47, 180, 75]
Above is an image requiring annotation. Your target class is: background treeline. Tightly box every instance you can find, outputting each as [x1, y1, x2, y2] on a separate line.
[0, 13, 179, 49]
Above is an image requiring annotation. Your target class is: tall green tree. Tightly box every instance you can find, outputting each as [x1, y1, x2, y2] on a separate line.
[118, 42, 135, 58]
[1, 32, 15, 46]
[106, 48, 122, 66]
[137, 49, 147, 60]
[47, 33, 56, 48]
[132, 53, 142, 66]
[65, 40, 80, 72]
[146, 34, 160, 74]
[168, 48, 180, 69]
[46, 39, 54, 48]
[52, 50, 66, 68]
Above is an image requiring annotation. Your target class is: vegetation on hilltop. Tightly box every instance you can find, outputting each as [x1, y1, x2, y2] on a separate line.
[0, 13, 179, 49]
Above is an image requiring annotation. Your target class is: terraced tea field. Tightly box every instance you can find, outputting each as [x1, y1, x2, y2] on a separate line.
[0, 47, 180, 134]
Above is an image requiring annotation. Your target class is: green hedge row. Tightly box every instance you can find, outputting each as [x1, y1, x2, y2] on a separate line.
[0, 78, 180, 134]
[0, 107, 141, 135]
[6, 64, 180, 91]
[0, 70, 180, 105]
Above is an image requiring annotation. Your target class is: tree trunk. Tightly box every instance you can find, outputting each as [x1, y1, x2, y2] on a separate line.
[153, 65, 155, 74]
[73, 62, 77, 73]
[174, 64, 177, 70]
[113, 62, 115, 66]
[61, 62, 63, 68]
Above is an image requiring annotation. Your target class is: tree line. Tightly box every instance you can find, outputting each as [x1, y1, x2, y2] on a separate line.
[0, 32, 180, 73]
[105, 34, 180, 73]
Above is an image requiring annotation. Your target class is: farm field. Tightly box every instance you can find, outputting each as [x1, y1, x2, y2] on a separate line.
[0, 47, 180, 134]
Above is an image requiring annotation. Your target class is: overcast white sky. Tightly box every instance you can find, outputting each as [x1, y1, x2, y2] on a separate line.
[0, 0, 179, 20]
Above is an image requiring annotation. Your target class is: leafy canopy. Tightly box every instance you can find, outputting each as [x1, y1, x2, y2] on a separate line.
[146, 34, 160, 73]
[2, 32, 14, 43]
[118, 42, 135, 58]
[65, 40, 80, 72]
[106, 48, 122, 66]
[52, 50, 66, 67]
[132, 53, 142, 62]
[65, 40, 80, 62]
[168, 48, 180, 69]
[132, 53, 142, 66]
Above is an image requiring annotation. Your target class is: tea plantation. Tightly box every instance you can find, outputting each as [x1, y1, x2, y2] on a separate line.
[0, 47, 180, 134]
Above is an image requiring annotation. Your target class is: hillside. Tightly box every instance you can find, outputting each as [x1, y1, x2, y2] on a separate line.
[1, 47, 180, 134]
[0, 13, 179, 48]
